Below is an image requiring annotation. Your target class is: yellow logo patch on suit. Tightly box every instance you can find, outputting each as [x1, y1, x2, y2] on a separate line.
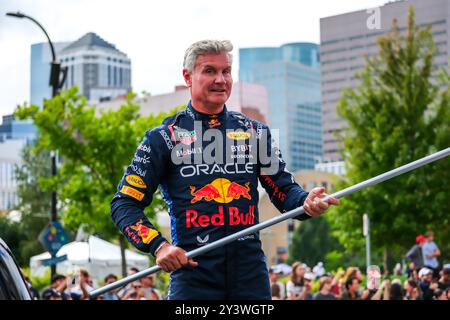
[226, 131, 251, 140]
[120, 185, 144, 201]
[125, 174, 147, 189]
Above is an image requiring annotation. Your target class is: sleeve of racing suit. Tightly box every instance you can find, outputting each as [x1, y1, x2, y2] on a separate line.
[110, 126, 170, 256]
[257, 123, 311, 221]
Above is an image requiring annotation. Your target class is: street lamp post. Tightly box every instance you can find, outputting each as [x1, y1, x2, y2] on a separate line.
[363, 213, 371, 268]
[7, 11, 67, 278]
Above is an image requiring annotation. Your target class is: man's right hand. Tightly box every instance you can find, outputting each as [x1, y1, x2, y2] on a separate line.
[155, 243, 198, 272]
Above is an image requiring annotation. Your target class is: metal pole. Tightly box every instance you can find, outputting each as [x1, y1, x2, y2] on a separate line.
[363, 213, 371, 268]
[90, 147, 450, 298]
[7, 11, 62, 279]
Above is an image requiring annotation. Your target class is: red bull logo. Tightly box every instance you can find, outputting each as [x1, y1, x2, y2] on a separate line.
[128, 219, 159, 244]
[208, 118, 221, 128]
[186, 205, 256, 228]
[190, 178, 251, 204]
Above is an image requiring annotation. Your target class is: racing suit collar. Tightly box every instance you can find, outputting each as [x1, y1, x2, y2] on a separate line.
[187, 101, 227, 127]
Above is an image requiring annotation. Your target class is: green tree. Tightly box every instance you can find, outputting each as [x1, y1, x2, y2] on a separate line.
[13, 141, 60, 265]
[0, 141, 61, 267]
[287, 217, 345, 268]
[328, 7, 449, 272]
[0, 216, 25, 265]
[15, 87, 180, 275]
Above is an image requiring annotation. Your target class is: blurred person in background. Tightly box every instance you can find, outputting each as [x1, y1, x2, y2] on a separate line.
[69, 268, 94, 300]
[406, 235, 425, 271]
[299, 272, 314, 300]
[118, 267, 139, 299]
[418, 267, 437, 300]
[340, 276, 361, 300]
[122, 281, 145, 300]
[368, 278, 390, 300]
[103, 274, 120, 300]
[388, 279, 404, 300]
[404, 279, 422, 300]
[330, 269, 345, 298]
[286, 262, 306, 300]
[438, 265, 450, 291]
[42, 288, 62, 300]
[433, 288, 447, 300]
[269, 266, 286, 300]
[314, 276, 336, 300]
[312, 262, 325, 279]
[361, 265, 381, 300]
[140, 274, 161, 300]
[271, 283, 282, 300]
[50, 274, 72, 300]
[422, 231, 441, 280]
[344, 267, 363, 283]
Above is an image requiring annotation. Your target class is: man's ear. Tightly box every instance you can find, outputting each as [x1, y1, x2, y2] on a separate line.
[183, 69, 192, 87]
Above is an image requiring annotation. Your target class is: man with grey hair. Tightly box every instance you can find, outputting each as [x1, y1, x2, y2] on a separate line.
[111, 39, 339, 299]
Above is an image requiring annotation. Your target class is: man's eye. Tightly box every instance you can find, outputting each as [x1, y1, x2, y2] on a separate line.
[205, 69, 214, 74]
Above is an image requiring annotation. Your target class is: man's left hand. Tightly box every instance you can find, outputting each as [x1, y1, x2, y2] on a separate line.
[303, 187, 339, 217]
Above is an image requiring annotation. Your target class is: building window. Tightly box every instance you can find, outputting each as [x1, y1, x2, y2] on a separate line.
[71, 65, 74, 87]
[108, 65, 111, 86]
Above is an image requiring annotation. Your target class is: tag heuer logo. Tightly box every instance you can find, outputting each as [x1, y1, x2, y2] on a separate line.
[177, 130, 197, 145]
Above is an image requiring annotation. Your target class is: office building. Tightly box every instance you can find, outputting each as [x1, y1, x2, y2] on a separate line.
[320, 0, 449, 162]
[30, 42, 71, 106]
[59, 32, 131, 102]
[239, 43, 322, 171]
[0, 139, 26, 212]
[0, 114, 36, 143]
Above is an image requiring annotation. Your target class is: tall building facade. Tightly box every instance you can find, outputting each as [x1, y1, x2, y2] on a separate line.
[0, 139, 26, 212]
[239, 43, 322, 171]
[0, 115, 36, 143]
[30, 42, 71, 106]
[320, 0, 450, 162]
[60, 32, 132, 102]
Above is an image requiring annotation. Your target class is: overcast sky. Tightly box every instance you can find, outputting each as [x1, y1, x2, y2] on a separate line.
[0, 0, 388, 117]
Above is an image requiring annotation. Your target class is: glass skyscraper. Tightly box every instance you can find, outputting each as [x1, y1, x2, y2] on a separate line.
[239, 43, 322, 171]
[30, 42, 71, 106]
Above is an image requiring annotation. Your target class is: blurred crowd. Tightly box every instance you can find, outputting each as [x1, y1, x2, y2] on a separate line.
[269, 262, 449, 300]
[27, 267, 162, 300]
[270, 231, 449, 300]
[25, 230, 447, 300]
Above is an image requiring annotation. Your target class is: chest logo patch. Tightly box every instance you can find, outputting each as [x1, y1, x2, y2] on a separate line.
[226, 131, 251, 140]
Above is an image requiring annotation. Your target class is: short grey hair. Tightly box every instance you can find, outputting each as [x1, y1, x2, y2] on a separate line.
[183, 39, 233, 72]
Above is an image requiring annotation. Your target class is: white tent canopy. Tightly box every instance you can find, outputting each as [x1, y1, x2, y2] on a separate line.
[30, 235, 150, 285]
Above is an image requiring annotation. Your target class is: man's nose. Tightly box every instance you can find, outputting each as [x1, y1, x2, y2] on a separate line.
[214, 72, 226, 83]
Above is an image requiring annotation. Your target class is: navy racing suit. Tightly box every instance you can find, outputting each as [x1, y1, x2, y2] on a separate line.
[110, 101, 311, 299]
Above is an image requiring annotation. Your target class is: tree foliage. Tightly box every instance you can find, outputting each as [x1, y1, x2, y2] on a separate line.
[13, 141, 59, 265]
[15, 87, 180, 244]
[327, 7, 450, 269]
[288, 217, 345, 268]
